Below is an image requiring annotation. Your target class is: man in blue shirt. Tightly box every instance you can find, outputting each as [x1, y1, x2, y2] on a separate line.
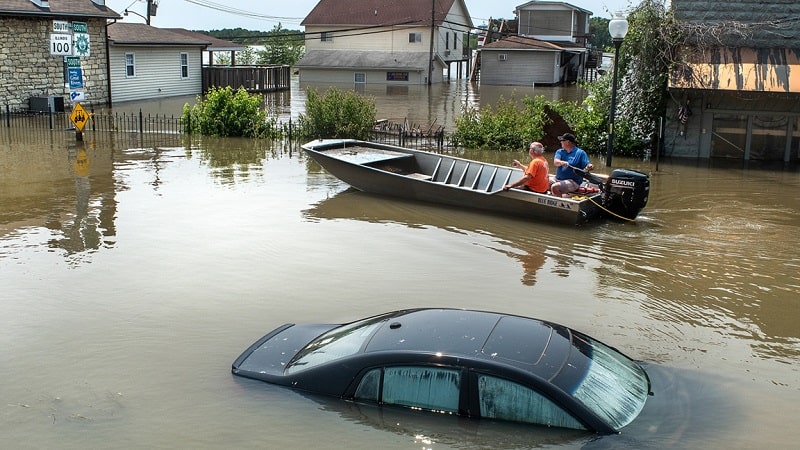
[550, 133, 594, 197]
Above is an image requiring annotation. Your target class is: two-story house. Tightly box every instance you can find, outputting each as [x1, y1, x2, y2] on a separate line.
[0, 0, 120, 109]
[480, 1, 591, 86]
[296, 0, 473, 85]
[667, 0, 800, 162]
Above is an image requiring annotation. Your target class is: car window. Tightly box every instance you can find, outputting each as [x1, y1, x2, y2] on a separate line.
[285, 314, 390, 374]
[477, 374, 586, 430]
[354, 368, 381, 401]
[569, 334, 650, 430]
[355, 366, 461, 413]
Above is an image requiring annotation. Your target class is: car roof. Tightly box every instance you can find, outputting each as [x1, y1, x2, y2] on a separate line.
[363, 309, 570, 377]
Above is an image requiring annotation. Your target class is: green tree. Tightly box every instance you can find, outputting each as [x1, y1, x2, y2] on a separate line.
[612, 0, 674, 154]
[236, 46, 257, 65]
[589, 17, 611, 51]
[256, 23, 305, 66]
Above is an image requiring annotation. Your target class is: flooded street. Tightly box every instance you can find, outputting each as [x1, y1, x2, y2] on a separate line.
[2, 89, 800, 448]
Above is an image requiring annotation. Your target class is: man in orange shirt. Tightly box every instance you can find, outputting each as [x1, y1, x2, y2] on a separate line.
[503, 141, 549, 194]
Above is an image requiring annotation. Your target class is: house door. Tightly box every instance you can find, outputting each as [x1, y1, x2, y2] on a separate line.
[711, 113, 794, 161]
[710, 113, 747, 159]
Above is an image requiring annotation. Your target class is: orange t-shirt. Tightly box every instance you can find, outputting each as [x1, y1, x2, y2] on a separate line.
[524, 156, 549, 193]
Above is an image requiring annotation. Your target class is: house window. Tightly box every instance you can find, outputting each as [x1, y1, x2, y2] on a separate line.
[446, 32, 450, 49]
[125, 53, 135, 77]
[321, 32, 333, 42]
[498, 53, 508, 61]
[409, 32, 422, 43]
[180, 53, 189, 79]
[386, 72, 409, 81]
[354, 72, 366, 84]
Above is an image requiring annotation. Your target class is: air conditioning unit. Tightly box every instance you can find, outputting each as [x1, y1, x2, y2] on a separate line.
[444, 50, 451, 56]
[498, 54, 508, 61]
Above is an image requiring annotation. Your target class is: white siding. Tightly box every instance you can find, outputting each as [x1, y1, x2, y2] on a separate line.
[110, 46, 203, 103]
[480, 50, 560, 85]
[299, 68, 430, 85]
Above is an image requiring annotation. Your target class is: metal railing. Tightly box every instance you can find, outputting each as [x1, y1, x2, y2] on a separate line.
[2, 104, 451, 150]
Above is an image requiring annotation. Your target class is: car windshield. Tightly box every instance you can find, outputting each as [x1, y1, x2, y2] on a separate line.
[570, 334, 650, 430]
[284, 313, 391, 374]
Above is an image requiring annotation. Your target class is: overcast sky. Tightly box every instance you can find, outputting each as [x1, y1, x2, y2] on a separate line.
[106, 0, 637, 31]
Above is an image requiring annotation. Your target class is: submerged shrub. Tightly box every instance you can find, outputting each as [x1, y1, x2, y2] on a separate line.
[452, 96, 549, 151]
[182, 86, 279, 138]
[297, 87, 376, 140]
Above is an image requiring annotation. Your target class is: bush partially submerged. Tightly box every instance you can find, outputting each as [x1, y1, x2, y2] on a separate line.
[452, 96, 550, 151]
[297, 87, 376, 140]
[182, 86, 279, 138]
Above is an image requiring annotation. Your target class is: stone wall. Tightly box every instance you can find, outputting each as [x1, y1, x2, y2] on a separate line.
[0, 17, 110, 110]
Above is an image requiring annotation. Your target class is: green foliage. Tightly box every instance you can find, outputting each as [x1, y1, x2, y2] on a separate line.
[182, 86, 280, 138]
[589, 17, 611, 51]
[297, 87, 376, 140]
[236, 46, 257, 65]
[451, 96, 549, 151]
[205, 26, 306, 66]
[606, 0, 673, 156]
[256, 23, 306, 66]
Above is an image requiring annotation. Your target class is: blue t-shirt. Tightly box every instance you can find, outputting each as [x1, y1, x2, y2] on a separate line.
[554, 147, 590, 184]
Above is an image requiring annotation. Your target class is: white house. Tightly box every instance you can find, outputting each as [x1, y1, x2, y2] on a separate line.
[106, 23, 210, 103]
[480, 1, 591, 86]
[296, 0, 473, 85]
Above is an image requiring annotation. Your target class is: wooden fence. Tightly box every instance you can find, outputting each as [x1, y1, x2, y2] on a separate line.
[203, 65, 292, 93]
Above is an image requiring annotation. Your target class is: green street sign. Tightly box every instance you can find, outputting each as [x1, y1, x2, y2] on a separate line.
[72, 22, 88, 34]
[65, 56, 81, 68]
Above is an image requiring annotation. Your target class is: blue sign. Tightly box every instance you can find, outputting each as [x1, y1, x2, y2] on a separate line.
[68, 68, 84, 89]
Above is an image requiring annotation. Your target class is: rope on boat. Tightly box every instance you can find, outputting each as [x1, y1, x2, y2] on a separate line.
[586, 196, 638, 223]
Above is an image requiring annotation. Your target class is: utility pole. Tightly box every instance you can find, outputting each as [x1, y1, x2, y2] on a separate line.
[427, 0, 435, 85]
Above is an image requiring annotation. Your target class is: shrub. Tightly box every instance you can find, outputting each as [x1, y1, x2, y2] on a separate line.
[297, 87, 376, 140]
[451, 96, 549, 150]
[182, 86, 279, 138]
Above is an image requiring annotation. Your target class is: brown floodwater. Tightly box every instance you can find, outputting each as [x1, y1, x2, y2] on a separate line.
[2, 88, 799, 448]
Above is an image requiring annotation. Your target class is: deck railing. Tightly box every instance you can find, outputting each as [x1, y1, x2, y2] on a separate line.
[202, 65, 291, 93]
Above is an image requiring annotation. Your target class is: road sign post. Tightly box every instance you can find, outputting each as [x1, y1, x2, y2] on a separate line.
[70, 103, 90, 141]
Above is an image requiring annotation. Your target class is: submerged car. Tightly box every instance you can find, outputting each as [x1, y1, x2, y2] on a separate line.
[232, 308, 651, 434]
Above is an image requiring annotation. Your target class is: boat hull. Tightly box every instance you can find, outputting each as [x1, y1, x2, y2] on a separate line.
[302, 139, 603, 225]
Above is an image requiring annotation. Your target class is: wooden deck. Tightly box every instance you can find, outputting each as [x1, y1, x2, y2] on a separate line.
[202, 65, 291, 93]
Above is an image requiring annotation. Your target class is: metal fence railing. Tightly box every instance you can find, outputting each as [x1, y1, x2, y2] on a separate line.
[1, 104, 451, 150]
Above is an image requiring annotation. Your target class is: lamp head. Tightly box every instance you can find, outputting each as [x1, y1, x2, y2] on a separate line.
[608, 11, 629, 42]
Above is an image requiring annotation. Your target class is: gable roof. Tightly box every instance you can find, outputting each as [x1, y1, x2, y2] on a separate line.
[673, 0, 800, 48]
[482, 35, 582, 51]
[515, 1, 591, 15]
[301, 0, 463, 27]
[296, 49, 430, 71]
[0, 0, 120, 19]
[107, 23, 211, 47]
[164, 28, 245, 52]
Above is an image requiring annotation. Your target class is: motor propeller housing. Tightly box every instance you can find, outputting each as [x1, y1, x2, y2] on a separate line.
[602, 169, 650, 220]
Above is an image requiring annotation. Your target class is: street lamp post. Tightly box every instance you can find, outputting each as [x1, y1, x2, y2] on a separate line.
[606, 11, 629, 168]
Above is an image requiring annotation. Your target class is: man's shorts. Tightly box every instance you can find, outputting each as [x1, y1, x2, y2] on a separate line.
[549, 178, 579, 194]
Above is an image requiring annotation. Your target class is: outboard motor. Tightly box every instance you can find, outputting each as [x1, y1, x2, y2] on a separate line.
[602, 169, 649, 220]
